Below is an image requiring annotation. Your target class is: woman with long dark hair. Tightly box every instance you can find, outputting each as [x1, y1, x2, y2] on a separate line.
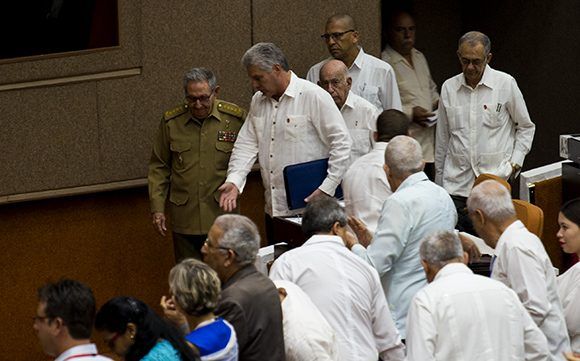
[557, 198, 580, 357]
[95, 296, 200, 361]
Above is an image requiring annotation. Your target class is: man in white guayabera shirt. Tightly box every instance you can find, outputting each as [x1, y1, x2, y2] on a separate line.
[307, 14, 402, 112]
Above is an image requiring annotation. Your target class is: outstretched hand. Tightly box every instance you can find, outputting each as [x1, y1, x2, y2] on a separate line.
[218, 182, 240, 212]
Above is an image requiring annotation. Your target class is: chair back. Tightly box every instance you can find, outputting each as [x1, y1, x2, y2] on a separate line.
[473, 173, 511, 192]
[513, 199, 544, 238]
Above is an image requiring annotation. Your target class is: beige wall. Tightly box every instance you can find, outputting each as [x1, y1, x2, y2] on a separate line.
[0, 2, 381, 360]
[0, 0, 380, 200]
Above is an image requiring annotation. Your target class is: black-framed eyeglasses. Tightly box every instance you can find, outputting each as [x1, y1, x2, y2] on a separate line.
[320, 29, 355, 41]
[185, 89, 215, 105]
[204, 238, 235, 253]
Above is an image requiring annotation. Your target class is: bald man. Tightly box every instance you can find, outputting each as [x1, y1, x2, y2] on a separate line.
[308, 14, 402, 111]
[467, 180, 570, 360]
[318, 59, 380, 163]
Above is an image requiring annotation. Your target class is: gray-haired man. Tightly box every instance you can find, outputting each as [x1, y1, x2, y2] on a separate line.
[202, 214, 285, 361]
[467, 180, 570, 360]
[406, 230, 549, 360]
[219, 42, 351, 244]
[148, 67, 246, 262]
[347, 135, 457, 340]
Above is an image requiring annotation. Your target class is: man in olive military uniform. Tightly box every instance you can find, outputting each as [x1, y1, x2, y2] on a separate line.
[148, 67, 245, 262]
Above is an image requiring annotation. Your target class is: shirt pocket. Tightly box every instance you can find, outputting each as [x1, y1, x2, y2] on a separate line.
[349, 129, 371, 155]
[284, 115, 308, 141]
[482, 103, 508, 129]
[170, 142, 191, 171]
[397, 81, 416, 104]
[447, 106, 464, 131]
[215, 141, 233, 170]
[359, 85, 380, 107]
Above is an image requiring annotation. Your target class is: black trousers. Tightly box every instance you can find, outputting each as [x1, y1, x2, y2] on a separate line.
[172, 232, 206, 263]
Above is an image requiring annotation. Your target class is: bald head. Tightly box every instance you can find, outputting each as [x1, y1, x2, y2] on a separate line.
[326, 14, 356, 29]
[318, 59, 352, 108]
[467, 180, 516, 223]
[385, 135, 424, 178]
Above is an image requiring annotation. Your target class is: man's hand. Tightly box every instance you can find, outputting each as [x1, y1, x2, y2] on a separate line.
[412, 106, 435, 127]
[340, 230, 359, 250]
[509, 162, 522, 183]
[304, 188, 328, 203]
[564, 352, 580, 361]
[152, 212, 167, 236]
[347, 216, 372, 247]
[218, 182, 240, 212]
[458, 233, 482, 262]
[160, 295, 189, 333]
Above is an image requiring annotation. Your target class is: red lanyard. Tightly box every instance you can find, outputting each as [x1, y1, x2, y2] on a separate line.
[62, 354, 97, 361]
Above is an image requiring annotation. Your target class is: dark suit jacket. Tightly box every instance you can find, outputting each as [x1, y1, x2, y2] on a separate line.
[216, 265, 285, 361]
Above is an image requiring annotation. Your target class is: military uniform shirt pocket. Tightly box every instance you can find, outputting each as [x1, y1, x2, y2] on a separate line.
[170, 142, 192, 171]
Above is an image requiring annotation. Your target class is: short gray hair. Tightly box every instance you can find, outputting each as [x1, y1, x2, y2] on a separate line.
[420, 231, 464, 269]
[385, 135, 424, 177]
[214, 214, 260, 265]
[241, 42, 290, 72]
[302, 197, 347, 237]
[458, 31, 491, 56]
[183, 67, 217, 93]
[168, 258, 221, 317]
[467, 180, 516, 222]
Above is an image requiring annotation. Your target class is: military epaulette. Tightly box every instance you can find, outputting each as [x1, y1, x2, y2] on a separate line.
[163, 104, 188, 121]
[217, 101, 245, 119]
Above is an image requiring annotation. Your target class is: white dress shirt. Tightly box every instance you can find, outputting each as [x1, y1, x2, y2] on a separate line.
[406, 263, 549, 361]
[492, 221, 571, 360]
[435, 65, 535, 197]
[55, 344, 113, 361]
[270, 235, 405, 361]
[226, 71, 351, 216]
[557, 261, 580, 353]
[272, 280, 340, 361]
[340, 91, 381, 164]
[342, 141, 392, 233]
[307, 48, 403, 111]
[352, 172, 457, 338]
[382, 45, 439, 162]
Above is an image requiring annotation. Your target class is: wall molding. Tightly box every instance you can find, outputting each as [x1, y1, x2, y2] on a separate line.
[0, 67, 142, 92]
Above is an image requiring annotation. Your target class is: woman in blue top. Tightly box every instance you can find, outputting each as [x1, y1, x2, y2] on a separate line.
[161, 258, 238, 361]
[95, 296, 200, 361]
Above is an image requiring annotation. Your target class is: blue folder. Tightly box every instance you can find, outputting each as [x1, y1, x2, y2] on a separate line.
[283, 158, 343, 210]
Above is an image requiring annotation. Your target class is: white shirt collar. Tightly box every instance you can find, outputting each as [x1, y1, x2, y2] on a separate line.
[303, 234, 345, 247]
[351, 47, 366, 71]
[458, 64, 494, 91]
[495, 220, 524, 251]
[55, 343, 99, 361]
[397, 171, 429, 192]
[341, 90, 356, 111]
[433, 262, 473, 282]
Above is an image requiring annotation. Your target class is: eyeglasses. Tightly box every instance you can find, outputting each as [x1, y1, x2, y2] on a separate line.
[204, 238, 236, 254]
[459, 57, 486, 66]
[185, 89, 215, 105]
[105, 332, 122, 349]
[320, 29, 355, 41]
